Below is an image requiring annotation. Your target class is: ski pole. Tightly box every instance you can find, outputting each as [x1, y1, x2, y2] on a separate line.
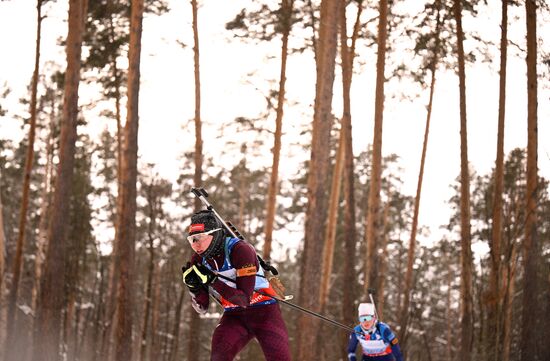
[212, 271, 357, 334]
[367, 288, 379, 320]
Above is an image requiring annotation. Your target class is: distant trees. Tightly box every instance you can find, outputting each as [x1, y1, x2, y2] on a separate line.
[225, 0, 298, 259]
[398, 0, 443, 343]
[0, 1, 548, 361]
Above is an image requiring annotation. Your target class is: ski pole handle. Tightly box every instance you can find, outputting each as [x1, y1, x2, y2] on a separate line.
[190, 187, 211, 207]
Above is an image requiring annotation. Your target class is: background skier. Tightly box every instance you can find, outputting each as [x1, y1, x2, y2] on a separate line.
[347, 303, 404, 361]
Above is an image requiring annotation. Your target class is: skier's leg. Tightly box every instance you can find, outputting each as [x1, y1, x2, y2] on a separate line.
[211, 313, 252, 361]
[250, 304, 291, 361]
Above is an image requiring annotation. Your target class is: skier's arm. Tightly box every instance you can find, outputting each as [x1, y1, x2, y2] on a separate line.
[210, 242, 256, 307]
[347, 332, 359, 361]
[390, 341, 404, 361]
[381, 325, 404, 361]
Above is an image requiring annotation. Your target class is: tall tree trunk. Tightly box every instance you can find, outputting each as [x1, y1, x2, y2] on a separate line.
[6, 2, 43, 355]
[114, 0, 144, 359]
[520, 1, 538, 360]
[488, 1, 508, 359]
[502, 245, 518, 361]
[399, 2, 442, 342]
[320, 0, 367, 307]
[32, 0, 85, 359]
[364, 0, 388, 298]
[63, 293, 77, 360]
[0, 174, 5, 360]
[31, 104, 55, 317]
[319, 124, 344, 312]
[340, 2, 363, 357]
[296, 0, 340, 358]
[376, 201, 390, 319]
[139, 236, 155, 361]
[188, 0, 204, 359]
[169, 288, 185, 361]
[91, 259, 107, 361]
[101, 1, 124, 357]
[148, 265, 161, 361]
[445, 257, 453, 361]
[138, 178, 160, 361]
[263, 0, 293, 259]
[454, 0, 473, 359]
[100, 263, 117, 361]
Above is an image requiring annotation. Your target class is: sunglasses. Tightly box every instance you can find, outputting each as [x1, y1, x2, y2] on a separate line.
[359, 315, 375, 322]
[187, 228, 221, 243]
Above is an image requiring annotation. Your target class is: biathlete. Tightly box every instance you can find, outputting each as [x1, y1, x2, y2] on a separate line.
[182, 209, 291, 361]
[347, 303, 404, 361]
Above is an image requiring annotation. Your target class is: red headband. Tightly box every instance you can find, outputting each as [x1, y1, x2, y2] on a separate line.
[189, 224, 205, 233]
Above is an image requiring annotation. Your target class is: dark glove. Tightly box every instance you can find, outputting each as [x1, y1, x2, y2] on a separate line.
[182, 262, 201, 293]
[193, 264, 217, 286]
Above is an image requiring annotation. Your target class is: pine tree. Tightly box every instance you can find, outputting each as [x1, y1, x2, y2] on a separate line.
[32, 0, 86, 359]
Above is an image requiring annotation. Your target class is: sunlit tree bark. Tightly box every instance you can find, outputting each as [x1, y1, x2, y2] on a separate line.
[502, 245, 518, 361]
[187, 0, 204, 359]
[296, 0, 340, 357]
[97, 0, 125, 354]
[488, 1, 508, 359]
[32, 0, 85, 359]
[376, 201, 390, 319]
[31, 103, 55, 317]
[319, 120, 344, 312]
[339, 1, 363, 357]
[263, 0, 293, 259]
[453, 0, 473, 359]
[6, 2, 43, 354]
[364, 0, 388, 298]
[0, 176, 5, 333]
[139, 187, 157, 361]
[169, 288, 186, 361]
[114, 0, 144, 359]
[148, 264, 161, 361]
[445, 255, 453, 361]
[520, 1, 539, 360]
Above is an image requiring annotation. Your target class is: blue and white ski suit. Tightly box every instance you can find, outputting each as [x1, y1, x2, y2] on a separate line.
[347, 322, 404, 361]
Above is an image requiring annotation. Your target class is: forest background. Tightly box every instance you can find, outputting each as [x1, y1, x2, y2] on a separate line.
[0, 0, 549, 360]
